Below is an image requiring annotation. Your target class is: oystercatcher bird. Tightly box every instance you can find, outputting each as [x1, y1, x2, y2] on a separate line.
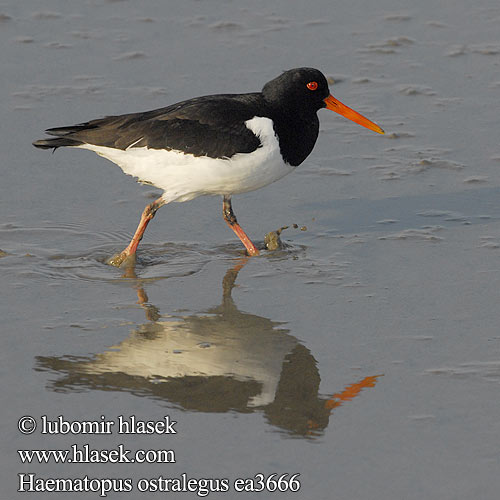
[33, 67, 383, 265]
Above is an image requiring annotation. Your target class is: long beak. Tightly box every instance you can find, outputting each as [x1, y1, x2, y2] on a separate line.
[324, 94, 384, 134]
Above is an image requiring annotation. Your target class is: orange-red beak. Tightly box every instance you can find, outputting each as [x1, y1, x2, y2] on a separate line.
[324, 94, 384, 134]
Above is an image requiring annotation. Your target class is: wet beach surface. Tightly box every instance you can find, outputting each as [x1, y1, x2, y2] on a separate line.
[2, 0, 500, 498]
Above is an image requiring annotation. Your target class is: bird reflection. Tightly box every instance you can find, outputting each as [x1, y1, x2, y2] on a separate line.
[36, 259, 381, 437]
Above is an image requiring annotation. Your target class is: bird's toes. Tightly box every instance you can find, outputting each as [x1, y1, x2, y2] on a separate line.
[106, 251, 137, 268]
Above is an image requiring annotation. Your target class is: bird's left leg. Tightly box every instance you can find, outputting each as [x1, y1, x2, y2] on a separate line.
[107, 197, 165, 267]
[222, 195, 260, 256]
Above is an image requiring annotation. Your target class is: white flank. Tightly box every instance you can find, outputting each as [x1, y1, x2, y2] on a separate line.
[77, 318, 299, 407]
[78, 117, 294, 203]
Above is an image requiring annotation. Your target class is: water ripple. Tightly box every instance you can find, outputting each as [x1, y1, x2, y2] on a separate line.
[0, 222, 307, 283]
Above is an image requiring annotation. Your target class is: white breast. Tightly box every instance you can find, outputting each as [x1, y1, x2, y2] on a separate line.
[79, 117, 294, 203]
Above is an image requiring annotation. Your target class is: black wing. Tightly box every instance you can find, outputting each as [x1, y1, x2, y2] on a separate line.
[33, 93, 265, 159]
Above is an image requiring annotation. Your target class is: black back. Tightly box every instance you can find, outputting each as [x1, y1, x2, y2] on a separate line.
[33, 68, 331, 167]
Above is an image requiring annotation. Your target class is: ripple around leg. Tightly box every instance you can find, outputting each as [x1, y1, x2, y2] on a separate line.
[35, 242, 221, 282]
[0, 221, 211, 279]
[0, 220, 313, 283]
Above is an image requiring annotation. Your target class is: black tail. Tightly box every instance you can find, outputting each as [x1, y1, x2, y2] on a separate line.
[32, 123, 99, 149]
[32, 137, 84, 150]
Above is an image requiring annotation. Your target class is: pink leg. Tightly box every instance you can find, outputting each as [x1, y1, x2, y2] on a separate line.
[107, 197, 165, 267]
[222, 196, 260, 256]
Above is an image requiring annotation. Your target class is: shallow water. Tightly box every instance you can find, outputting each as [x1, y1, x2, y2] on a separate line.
[2, 0, 500, 498]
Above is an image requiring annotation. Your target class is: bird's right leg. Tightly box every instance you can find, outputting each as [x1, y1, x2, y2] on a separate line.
[222, 196, 260, 256]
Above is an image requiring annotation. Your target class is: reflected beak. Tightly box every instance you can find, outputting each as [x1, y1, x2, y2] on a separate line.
[323, 94, 384, 134]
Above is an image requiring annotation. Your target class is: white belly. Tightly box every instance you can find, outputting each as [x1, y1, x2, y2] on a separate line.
[79, 117, 294, 203]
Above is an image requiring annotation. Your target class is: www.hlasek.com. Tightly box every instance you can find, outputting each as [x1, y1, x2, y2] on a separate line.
[18, 444, 175, 464]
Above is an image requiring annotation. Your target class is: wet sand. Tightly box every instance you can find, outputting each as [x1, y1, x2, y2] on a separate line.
[2, 0, 500, 498]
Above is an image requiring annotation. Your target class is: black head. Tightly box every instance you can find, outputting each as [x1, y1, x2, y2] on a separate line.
[261, 67, 385, 135]
[261, 68, 330, 115]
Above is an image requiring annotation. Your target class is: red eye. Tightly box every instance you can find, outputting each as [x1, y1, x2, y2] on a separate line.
[306, 81, 318, 91]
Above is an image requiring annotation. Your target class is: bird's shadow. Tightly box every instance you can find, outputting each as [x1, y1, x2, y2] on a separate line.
[35, 258, 381, 438]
